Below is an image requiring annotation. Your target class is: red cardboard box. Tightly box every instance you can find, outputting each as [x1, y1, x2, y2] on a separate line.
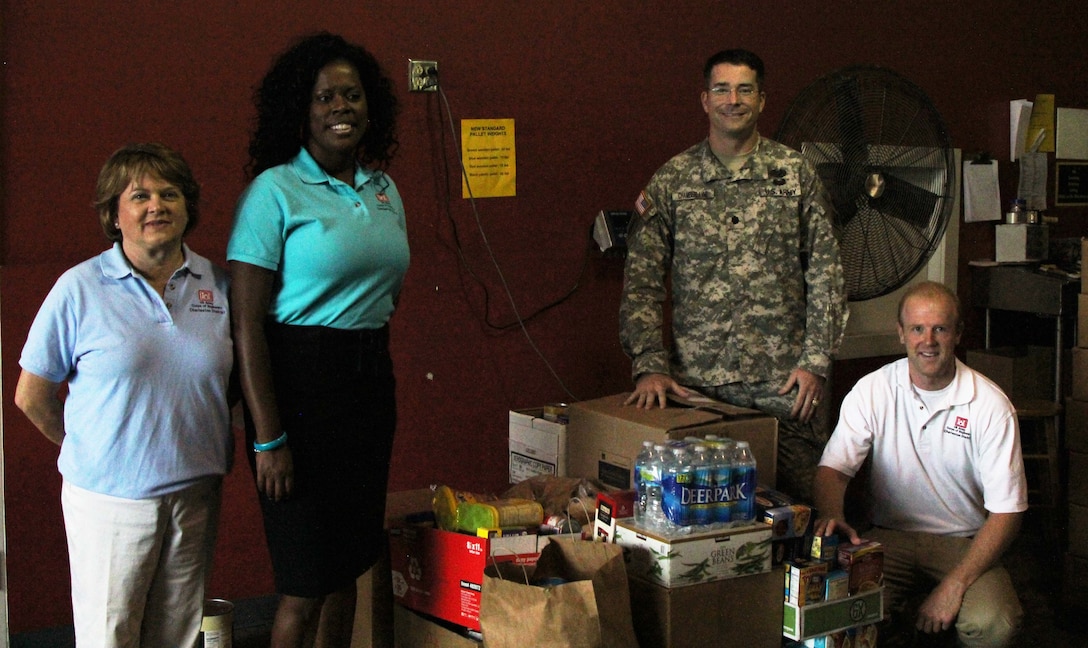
[593, 490, 636, 542]
[388, 524, 541, 631]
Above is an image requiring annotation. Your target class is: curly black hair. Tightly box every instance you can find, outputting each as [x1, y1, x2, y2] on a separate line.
[247, 32, 399, 178]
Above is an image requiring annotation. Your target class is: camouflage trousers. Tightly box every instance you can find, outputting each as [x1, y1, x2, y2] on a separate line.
[695, 380, 830, 505]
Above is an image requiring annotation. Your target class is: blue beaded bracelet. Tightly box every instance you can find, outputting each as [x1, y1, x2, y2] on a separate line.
[253, 432, 288, 453]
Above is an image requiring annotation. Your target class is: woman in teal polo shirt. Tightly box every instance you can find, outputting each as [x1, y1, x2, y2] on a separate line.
[228, 32, 409, 648]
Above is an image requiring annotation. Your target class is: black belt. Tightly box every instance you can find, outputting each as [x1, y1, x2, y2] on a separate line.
[265, 321, 389, 352]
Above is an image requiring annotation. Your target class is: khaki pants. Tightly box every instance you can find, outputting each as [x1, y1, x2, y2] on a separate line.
[867, 527, 1022, 648]
[62, 478, 222, 648]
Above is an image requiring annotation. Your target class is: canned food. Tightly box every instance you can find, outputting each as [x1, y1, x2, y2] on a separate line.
[543, 403, 569, 424]
[200, 598, 233, 648]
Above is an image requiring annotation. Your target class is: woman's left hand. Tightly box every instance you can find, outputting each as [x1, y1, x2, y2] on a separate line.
[256, 447, 294, 502]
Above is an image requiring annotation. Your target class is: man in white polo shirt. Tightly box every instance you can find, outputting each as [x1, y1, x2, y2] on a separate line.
[814, 281, 1025, 647]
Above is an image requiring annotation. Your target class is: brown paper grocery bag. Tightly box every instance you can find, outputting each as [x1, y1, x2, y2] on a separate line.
[480, 538, 639, 648]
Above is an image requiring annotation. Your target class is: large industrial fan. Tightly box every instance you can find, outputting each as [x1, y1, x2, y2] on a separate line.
[775, 65, 956, 302]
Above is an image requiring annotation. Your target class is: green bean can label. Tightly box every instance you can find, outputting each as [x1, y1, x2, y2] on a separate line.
[200, 598, 233, 648]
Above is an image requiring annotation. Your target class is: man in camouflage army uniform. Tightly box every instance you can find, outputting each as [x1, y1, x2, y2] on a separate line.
[620, 49, 848, 504]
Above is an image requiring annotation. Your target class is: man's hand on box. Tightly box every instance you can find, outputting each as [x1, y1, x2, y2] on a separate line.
[625, 373, 692, 409]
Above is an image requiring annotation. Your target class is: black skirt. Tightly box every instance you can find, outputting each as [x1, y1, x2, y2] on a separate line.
[245, 322, 397, 598]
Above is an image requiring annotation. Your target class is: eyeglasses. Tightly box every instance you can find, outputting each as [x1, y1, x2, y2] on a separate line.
[708, 84, 759, 99]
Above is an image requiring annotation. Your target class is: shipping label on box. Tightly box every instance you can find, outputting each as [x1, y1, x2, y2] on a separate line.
[782, 587, 884, 640]
[388, 524, 542, 631]
[509, 408, 567, 483]
[567, 393, 777, 490]
[614, 519, 772, 588]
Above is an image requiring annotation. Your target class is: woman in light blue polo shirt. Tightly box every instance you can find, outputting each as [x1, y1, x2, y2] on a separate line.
[15, 143, 233, 647]
[228, 32, 409, 648]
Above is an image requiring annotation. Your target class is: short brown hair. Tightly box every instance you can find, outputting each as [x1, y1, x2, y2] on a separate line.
[95, 143, 200, 242]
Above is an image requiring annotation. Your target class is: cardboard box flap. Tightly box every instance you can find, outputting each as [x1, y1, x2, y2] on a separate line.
[576, 393, 763, 431]
[668, 394, 765, 420]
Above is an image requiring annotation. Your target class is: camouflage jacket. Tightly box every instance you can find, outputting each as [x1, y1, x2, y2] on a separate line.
[620, 136, 848, 386]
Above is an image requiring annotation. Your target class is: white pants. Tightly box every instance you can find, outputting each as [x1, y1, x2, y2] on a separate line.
[62, 478, 222, 648]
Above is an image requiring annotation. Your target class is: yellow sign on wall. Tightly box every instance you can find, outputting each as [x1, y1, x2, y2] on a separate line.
[461, 118, 516, 198]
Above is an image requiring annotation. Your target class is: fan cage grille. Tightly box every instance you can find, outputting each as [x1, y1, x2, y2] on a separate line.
[776, 65, 954, 301]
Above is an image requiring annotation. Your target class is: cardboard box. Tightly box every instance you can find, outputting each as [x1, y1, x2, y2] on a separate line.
[995, 223, 1047, 263]
[966, 347, 1055, 403]
[593, 490, 636, 542]
[824, 569, 850, 602]
[1079, 294, 1088, 348]
[782, 587, 884, 641]
[628, 568, 782, 648]
[566, 392, 777, 491]
[393, 605, 479, 647]
[811, 534, 841, 562]
[785, 558, 829, 607]
[773, 537, 809, 566]
[764, 504, 815, 540]
[1069, 503, 1088, 559]
[1074, 348, 1088, 402]
[1064, 552, 1088, 609]
[388, 524, 543, 631]
[837, 541, 885, 595]
[1070, 451, 1088, 507]
[1082, 237, 1088, 294]
[795, 623, 879, 648]
[613, 518, 772, 588]
[509, 408, 567, 483]
[1067, 397, 1088, 453]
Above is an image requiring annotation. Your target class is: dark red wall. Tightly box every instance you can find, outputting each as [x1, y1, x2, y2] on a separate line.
[3, 1, 1087, 633]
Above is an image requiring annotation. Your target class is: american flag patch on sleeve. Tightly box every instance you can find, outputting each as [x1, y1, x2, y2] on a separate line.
[635, 191, 650, 216]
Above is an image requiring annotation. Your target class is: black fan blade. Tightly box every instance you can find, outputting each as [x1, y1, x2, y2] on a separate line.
[868, 172, 941, 233]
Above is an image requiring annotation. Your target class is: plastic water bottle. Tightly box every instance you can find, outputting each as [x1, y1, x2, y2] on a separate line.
[662, 447, 693, 533]
[711, 440, 734, 528]
[633, 441, 655, 524]
[690, 445, 714, 531]
[732, 441, 757, 524]
[644, 444, 669, 532]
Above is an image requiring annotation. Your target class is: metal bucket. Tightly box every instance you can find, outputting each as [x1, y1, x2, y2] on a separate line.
[199, 598, 234, 648]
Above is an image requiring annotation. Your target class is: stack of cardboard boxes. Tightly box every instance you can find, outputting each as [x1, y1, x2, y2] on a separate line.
[392, 392, 787, 645]
[1065, 240, 1088, 609]
[565, 393, 783, 647]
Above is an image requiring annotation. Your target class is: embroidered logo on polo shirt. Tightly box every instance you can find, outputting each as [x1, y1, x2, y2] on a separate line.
[944, 415, 971, 439]
[189, 290, 226, 315]
[376, 192, 390, 203]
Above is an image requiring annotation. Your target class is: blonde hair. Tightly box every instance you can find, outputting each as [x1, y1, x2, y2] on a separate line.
[897, 281, 963, 332]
